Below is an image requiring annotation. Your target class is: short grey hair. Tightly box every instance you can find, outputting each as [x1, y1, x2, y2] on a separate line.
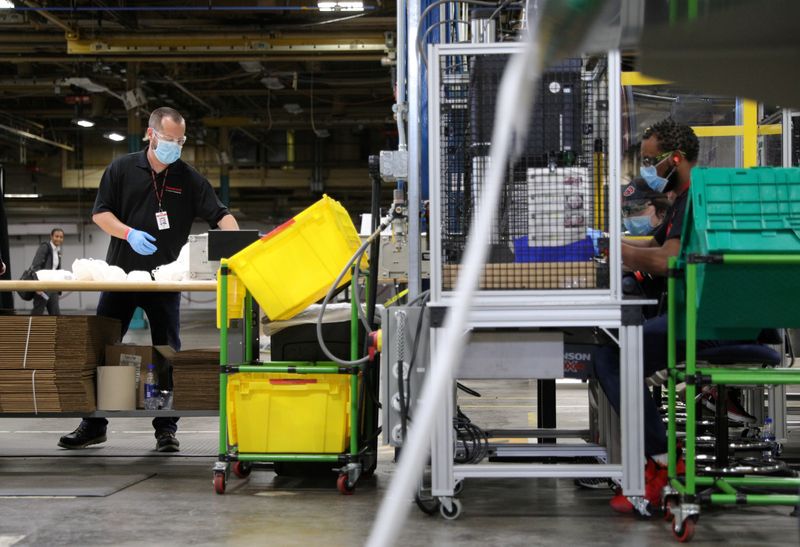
[148, 107, 184, 131]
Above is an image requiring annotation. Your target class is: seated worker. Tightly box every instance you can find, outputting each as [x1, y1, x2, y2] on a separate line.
[594, 117, 703, 514]
[620, 178, 671, 309]
[621, 178, 670, 237]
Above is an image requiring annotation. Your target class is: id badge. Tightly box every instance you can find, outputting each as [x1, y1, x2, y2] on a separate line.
[155, 210, 170, 230]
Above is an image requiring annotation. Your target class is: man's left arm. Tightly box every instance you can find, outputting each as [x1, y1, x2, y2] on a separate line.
[621, 238, 681, 277]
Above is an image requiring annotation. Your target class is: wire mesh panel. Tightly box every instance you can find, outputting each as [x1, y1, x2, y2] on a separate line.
[434, 49, 610, 294]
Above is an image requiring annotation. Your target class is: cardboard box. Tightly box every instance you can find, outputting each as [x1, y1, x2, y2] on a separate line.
[104, 345, 175, 409]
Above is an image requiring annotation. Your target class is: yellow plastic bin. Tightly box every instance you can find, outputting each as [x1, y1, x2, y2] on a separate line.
[227, 372, 351, 454]
[227, 195, 367, 321]
[216, 270, 245, 329]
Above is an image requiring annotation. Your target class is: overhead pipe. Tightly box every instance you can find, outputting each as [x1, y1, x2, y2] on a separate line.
[21, 0, 74, 34]
[164, 75, 214, 112]
[0, 123, 73, 151]
[0, 55, 384, 63]
[13, 5, 377, 13]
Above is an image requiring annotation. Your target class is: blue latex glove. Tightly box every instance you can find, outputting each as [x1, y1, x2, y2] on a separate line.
[126, 228, 157, 255]
[586, 228, 604, 256]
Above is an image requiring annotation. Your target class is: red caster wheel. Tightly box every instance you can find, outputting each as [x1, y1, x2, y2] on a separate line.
[232, 461, 252, 479]
[213, 472, 226, 495]
[672, 516, 696, 543]
[663, 501, 674, 522]
[337, 474, 355, 495]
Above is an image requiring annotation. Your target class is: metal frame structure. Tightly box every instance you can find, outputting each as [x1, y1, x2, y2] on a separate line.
[425, 43, 646, 511]
[665, 254, 800, 540]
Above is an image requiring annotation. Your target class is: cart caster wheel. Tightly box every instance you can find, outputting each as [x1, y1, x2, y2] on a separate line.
[213, 472, 226, 495]
[453, 480, 464, 496]
[663, 502, 673, 522]
[415, 493, 440, 516]
[440, 499, 462, 520]
[337, 474, 355, 495]
[672, 516, 696, 543]
[232, 461, 252, 479]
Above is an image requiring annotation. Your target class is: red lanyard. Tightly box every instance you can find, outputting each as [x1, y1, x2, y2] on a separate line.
[150, 168, 169, 211]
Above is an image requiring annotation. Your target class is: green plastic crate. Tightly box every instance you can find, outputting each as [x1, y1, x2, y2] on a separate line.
[675, 167, 800, 340]
[686, 167, 800, 255]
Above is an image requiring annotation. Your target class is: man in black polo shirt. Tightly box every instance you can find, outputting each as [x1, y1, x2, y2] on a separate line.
[59, 106, 239, 452]
[593, 118, 700, 514]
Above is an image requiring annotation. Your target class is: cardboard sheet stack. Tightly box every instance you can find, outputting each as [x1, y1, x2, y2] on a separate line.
[0, 316, 120, 413]
[171, 348, 220, 410]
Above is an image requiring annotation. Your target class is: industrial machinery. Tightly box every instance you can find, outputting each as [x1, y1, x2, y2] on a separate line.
[422, 42, 649, 520]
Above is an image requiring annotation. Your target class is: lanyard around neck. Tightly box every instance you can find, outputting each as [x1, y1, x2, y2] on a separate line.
[150, 167, 169, 211]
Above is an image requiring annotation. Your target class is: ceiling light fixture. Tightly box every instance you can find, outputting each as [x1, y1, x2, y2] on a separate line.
[0, 1, 15, 9]
[283, 103, 303, 115]
[261, 76, 285, 90]
[318, 1, 364, 12]
[4, 194, 40, 199]
[73, 118, 95, 128]
[104, 132, 126, 142]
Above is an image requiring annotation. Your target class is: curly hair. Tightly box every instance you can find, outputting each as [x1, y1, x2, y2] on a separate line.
[642, 117, 699, 162]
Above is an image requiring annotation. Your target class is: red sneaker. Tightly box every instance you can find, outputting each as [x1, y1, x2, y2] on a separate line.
[609, 458, 685, 515]
[699, 386, 757, 425]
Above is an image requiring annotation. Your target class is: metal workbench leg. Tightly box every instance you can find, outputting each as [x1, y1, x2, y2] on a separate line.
[620, 324, 645, 497]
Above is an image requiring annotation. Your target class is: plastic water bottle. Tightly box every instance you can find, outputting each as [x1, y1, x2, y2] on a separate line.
[144, 364, 159, 410]
[761, 417, 775, 460]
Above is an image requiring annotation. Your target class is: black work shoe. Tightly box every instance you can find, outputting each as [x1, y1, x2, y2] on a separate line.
[58, 423, 107, 449]
[155, 431, 180, 453]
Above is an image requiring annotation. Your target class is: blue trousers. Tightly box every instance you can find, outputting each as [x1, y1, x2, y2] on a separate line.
[84, 291, 181, 435]
[594, 314, 726, 457]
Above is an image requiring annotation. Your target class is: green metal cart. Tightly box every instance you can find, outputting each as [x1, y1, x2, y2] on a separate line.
[665, 167, 800, 542]
[212, 260, 375, 495]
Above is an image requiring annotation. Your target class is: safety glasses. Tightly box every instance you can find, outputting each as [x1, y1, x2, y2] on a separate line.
[640, 150, 671, 168]
[153, 129, 187, 147]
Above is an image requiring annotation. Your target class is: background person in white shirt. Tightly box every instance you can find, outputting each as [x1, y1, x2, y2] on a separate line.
[30, 227, 63, 315]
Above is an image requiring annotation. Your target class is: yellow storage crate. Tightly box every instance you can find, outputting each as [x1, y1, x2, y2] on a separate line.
[227, 372, 351, 454]
[215, 271, 245, 329]
[227, 195, 366, 321]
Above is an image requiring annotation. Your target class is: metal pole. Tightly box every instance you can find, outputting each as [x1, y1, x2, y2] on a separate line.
[219, 263, 230, 457]
[406, 0, 422, 299]
[397, 0, 408, 151]
[667, 257, 678, 481]
[781, 109, 792, 167]
[685, 262, 698, 496]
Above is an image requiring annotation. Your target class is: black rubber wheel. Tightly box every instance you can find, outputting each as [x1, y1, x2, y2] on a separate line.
[415, 493, 440, 516]
[232, 461, 252, 479]
[439, 499, 462, 520]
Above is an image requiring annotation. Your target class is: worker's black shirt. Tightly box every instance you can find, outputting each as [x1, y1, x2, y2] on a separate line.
[92, 148, 229, 273]
[652, 189, 689, 246]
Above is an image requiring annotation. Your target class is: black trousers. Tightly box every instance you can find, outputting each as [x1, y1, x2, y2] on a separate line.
[84, 291, 181, 434]
[32, 292, 60, 315]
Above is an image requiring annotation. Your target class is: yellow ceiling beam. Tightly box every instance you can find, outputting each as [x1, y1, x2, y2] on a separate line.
[621, 72, 672, 86]
[757, 124, 782, 136]
[691, 125, 744, 138]
[67, 34, 387, 55]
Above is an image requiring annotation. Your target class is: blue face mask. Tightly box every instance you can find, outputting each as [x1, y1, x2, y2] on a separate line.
[640, 165, 668, 192]
[623, 215, 653, 236]
[153, 138, 182, 165]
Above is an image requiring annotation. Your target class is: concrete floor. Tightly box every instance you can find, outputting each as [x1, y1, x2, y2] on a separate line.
[0, 310, 798, 546]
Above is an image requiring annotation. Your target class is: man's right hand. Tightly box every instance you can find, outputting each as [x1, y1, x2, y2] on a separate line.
[126, 228, 157, 255]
